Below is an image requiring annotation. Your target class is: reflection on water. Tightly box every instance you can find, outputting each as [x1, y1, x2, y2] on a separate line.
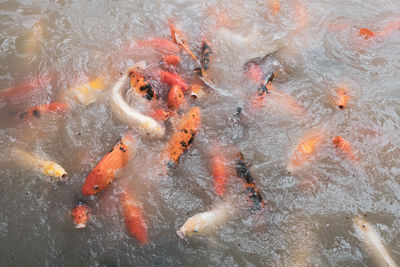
[1, 0, 400, 266]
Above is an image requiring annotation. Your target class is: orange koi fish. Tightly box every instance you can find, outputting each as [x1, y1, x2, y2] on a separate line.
[130, 71, 158, 101]
[269, 0, 280, 15]
[163, 55, 180, 66]
[160, 70, 188, 92]
[167, 85, 185, 110]
[334, 86, 349, 109]
[287, 130, 324, 173]
[235, 152, 264, 214]
[211, 153, 229, 197]
[333, 136, 358, 161]
[18, 102, 70, 121]
[121, 189, 148, 245]
[359, 28, 376, 39]
[71, 201, 91, 229]
[168, 20, 200, 63]
[134, 38, 179, 55]
[82, 134, 136, 196]
[149, 108, 171, 122]
[163, 107, 201, 166]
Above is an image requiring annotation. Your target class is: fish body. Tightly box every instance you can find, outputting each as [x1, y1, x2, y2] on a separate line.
[335, 86, 349, 109]
[200, 39, 213, 71]
[235, 153, 264, 213]
[12, 148, 67, 180]
[359, 28, 376, 39]
[211, 154, 229, 196]
[167, 85, 185, 110]
[245, 61, 262, 84]
[160, 71, 188, 92]
[163, 55, 180, 66]
[82, 134, 136, 196]
[71, 202, 90, 229]
[353, 217, 398, 267]
[18, 102, 69, 121]
[168, 20, 199, 63]
[177, 203, 232, 239]
[121, 190, 148, 245]
[163, 107, 201, 165]
[287, 131, 324, 173]
[130, 71, 158, 101]
[149, 108, 171, 122]
[65, 76, 106, 105]
[333, 136, 358, 161]
[110, 63, 165, 138]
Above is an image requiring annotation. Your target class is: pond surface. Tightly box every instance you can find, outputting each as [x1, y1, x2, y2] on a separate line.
[1, 0, 400, 266]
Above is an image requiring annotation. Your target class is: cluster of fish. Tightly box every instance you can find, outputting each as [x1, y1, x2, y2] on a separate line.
[2, 11, 399, 266]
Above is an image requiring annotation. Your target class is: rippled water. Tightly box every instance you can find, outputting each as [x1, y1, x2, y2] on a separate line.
[1, 0, 400, 266]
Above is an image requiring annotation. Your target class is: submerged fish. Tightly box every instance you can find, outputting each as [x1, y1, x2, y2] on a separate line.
[333, 136, 358, 162]
[334, 86, 349, 109]
[167, 85, 185, 110]
[133, 38, 179, 55]
[110, 63, 165, 138]
[82, 134, 136, 196]
[160, 71, 188, 92]
[130, 70, 158, 101]
[169, 20, 200, 63]
[268, 0, 280, 15]
[211, 152, 229, 197]
[163, 54, 180, 66]
[71, 201, 91, 229]
[18, 102, 69, 121]
[121, 189, 148, 245]
[353, 217, 398, 267]
[163, 107, 201, 166]
[177, 203, 232, 239]
[200, 38, 213, 72]
[63, 76, 106, 106]
[250, 72, 275, 110]
[11, 148, 67, 180]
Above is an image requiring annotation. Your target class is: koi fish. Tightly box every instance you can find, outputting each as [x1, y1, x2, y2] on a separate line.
[167, 85, 185, 110]
[18, 102, 69, 121]
[334, 86, 349, 109]
[11, 148, 67, 180]
[235, 152, 264, 214]
[200, 38, 212, 71]
[63, 76, 106, 106]
[287, 130, 324, 173]
[211, 153, 229, 197]
[245, 61, 263, 84]
[163, 107, 201, 166]
[121, 189, 148, 245]
[353, 217, 398, 267]
[190, 84, 206, 100]
[133, 38, 179, 55]
[269, 0, 280, 15]
[130, 70, 158, 101]
[82, 134, 136, 196]
[163, 55, 180, 66]
[333, 136, 358, 162]
[160, 71, 188, 92]
[71, 201, 91, 229]
[110, 63, 165, 138]
[168, 20, 200, 64]
[176, 203, 232, 239]
[149, 108, 171, 122]
[250, 72, 275, 110]
[359, 28, 376, 39]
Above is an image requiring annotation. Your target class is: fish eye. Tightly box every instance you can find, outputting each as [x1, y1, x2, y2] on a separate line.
[193, 227, 199, 233]
[94, 185, 99, 190]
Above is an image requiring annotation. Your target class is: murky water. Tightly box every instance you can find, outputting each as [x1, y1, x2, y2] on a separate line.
[1, 0, 400, 266]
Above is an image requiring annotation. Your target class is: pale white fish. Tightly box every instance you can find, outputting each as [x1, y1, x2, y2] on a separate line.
[177, 202, 233, 239]
[353, 217, 398, 267]
[110, 62, 165, 138]
[11, 148, 67, 180]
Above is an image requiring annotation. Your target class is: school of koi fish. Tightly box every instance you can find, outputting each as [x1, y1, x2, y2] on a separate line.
[1, 0, 400, 266]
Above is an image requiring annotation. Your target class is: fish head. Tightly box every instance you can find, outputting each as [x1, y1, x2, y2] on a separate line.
[353, 217, 370, 234]
[176, 214, 205, 239]
[44, 162, 68, 180]
[71, 202, 90, 229]
[142, 120, 165, 138]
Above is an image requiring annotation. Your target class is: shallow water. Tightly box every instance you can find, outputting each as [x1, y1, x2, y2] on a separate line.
[1, 0, 400, 266]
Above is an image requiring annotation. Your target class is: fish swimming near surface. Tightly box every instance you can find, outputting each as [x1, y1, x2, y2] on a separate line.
[200, 38, 213, 72]
[168, 20, 200, 64]
[62, 76, 106, 106]
[163, 55, 180, 66]
[71, 201, 91, 229]
[11, 148, 68, 180]
[82, 134, 136, 196]
[353, 217, 398, 267]
[121, 188, 148, 245]
[333, 136, 358, 162]
[268, 0, 280, 15]
[110, 62, 165, 138]
[17, 102, 69, 121]
[189, 84, 206, 100]
[210, 149, 229, 197]
[235, 152, 264, 214]
[129, 70, 158, 101]
[334, 86, 349, 109]
[176, 202, 233, 239]
[163, 107, 201, 166]
[167, 85, 185, 110]
[160, 70, 189, 92]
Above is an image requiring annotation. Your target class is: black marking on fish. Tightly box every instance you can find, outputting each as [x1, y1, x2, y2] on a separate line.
[119, 146, 126, 152]
[32, 109, 41, 118]
[180, 141, 187, 148]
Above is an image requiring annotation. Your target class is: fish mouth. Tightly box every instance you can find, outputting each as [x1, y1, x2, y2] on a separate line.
[176, 229, 186, 239]
[62, 173, 68, 179]
[74, 223, 87, 229]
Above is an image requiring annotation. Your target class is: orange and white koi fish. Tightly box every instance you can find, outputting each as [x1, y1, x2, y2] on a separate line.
[130, 70, 158, 101]
[334, 86, 349, 109]
[359, 28, 376, 39]
[18, 102, 69, 121]
[189, 84, 206, 100]
[62, 76, 106, 106]
[163, 107, 201, 166]
[82, 134, 136, 196]
[169, 20, 200, 64]
[211, 153, 229, 197]
[121, 189, 148, 245]
[11, 148, 68, 180]
[287, 130, 324, 173]
[110, 63, 165, 138]
[163, 55, 180, 66]
[235, 152, 264, 214]
[133, 38, 180, 55]
[160, 70, 188, 92]
[71, 201, 91, 229]
[177, 202, 233, 239]
[333, 136, 358, 162]
[167, 85, 185, 110]
[353, 217, 398, 267]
